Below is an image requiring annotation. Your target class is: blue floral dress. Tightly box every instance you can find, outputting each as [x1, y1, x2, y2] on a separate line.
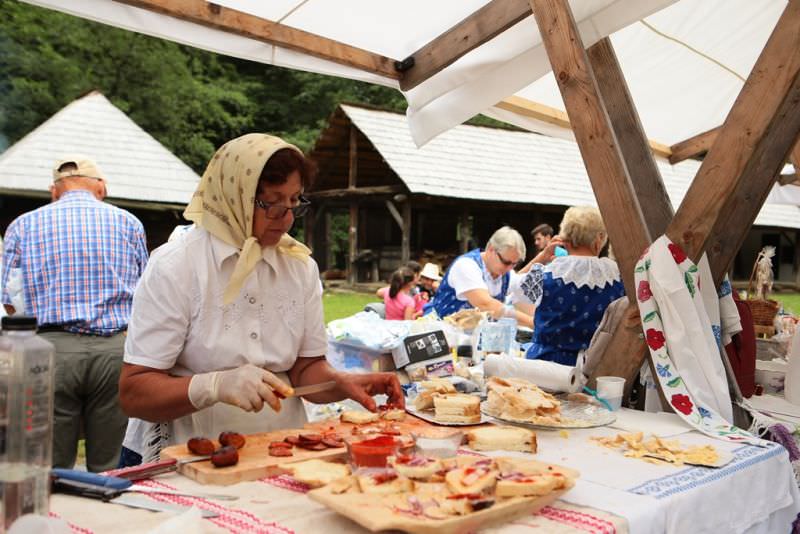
[515, 256, 624, 365]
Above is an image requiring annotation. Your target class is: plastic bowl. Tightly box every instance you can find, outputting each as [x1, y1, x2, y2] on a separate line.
[411, 431, 464, 458]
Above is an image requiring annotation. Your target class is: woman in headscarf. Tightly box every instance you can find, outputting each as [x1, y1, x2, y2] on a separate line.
[512, 206, 625, 366]
[118, 134, 403, 464]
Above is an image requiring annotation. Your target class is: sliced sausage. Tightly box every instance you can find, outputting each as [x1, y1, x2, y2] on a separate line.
[187, 437, 215, 456]
[268, 446, 294, 457]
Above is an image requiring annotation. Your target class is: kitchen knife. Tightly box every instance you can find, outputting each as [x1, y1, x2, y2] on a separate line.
[281, 380, 337, 398]
[51, 469, 237, 501]
[104, 455, 212, 480]
[52, 478, 219, 518]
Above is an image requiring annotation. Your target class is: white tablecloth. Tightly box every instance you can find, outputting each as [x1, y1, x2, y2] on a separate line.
[47, 414, 800, 534]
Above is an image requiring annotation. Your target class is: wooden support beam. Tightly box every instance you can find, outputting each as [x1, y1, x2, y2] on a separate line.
[399, 0, 532, 90]
[324, 211, 334, 271]
[778, 173, 799, 186]
[668, 127, 720, 164]
[496, 95, 673, 159]
[667, 0, 800, 284]
[401, 202, 412, 264]
[347, 126, 358, 285]
[459, 209, 470, 253]
[308, 185, 404, 198]
[530, 0, 652, 293]
[385, 200, 403, 228]
[531, 0, 678, 400]
[588, 37, 674, 237]
[116, 0, 400, 79]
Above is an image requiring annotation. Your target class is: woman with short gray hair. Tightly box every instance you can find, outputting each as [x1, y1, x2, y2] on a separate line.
[513, 206, 624, 365]
[425, 226, 532, 327]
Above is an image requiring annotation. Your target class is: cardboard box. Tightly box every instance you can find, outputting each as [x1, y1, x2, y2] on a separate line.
[326, 340, 396, 372]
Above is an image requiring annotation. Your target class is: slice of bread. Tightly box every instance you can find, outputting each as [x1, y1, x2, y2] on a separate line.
[341, 410, 380, 424]
[357, 471, 414, 494]
[444, 466, 498, 495]
[466, 425, 537, 453]
[433, 393, 481, 424]
[286, 459, 350, 487]
[380, 408, 406, 421]
[388, 455, 442, 480]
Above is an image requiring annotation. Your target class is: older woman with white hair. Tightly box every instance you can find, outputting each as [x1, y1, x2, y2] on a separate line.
[513, 206, 625, 365]
[425, 226, 533, 327]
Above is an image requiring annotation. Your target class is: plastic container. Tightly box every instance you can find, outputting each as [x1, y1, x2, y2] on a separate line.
[756, 359, 788, 395]
[345, 435, 414, 469]
[784, 333, 800, 404]
[0, 316, 56, 530]
[595, 376, 625, 411]
[412, 431, 463, 458]
[325, 340, 396, 373]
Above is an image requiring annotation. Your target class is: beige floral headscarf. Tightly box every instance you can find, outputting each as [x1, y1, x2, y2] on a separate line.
[184, 133, 311, 304]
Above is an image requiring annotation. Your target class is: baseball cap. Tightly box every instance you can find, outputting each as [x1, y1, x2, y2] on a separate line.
[53, 155, 105, 182]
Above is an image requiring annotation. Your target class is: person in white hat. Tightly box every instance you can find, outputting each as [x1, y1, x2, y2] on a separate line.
[418, 262, 441, 301]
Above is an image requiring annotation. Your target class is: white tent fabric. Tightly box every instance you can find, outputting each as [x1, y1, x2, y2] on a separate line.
[21, 0, 788, 148]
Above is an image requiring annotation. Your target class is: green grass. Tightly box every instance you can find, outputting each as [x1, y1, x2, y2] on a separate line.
[323, 290, 379, 324]
[774, 293, 800, 315]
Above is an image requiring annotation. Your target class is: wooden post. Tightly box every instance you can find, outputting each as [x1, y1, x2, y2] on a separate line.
[324, 210, 334, 271]
[401, 201, 411, 264]
[666, 0, 800, 285]
[530, 0, 678, 400]
[347, 127, 358, 285]
[588, 37, 674, 236]
[460, 208, 470, 253]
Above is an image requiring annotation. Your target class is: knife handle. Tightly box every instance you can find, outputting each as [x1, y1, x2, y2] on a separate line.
[104, 459, 178, 480]
[52, 478, 123, 501]
[51, 468, 132, 490]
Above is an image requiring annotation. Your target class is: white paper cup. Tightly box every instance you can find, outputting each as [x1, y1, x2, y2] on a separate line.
[596, 376, 626, 411]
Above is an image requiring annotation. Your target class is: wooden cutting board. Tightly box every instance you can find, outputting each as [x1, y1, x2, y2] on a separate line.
[305, 414, 487, 438]
[161, 428, 346, 486]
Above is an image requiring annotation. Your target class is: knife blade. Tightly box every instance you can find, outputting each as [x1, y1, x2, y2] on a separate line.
[52, 479, 218, 517]
[281, 380, 337, 398]
[103, 455, 212, 480]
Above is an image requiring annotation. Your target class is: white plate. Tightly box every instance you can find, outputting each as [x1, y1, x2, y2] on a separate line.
[405, 404, 490, 426]
[480, 400, 616, 429]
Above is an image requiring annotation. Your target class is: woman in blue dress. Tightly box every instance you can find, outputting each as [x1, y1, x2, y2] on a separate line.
[513, 206, 625, 366]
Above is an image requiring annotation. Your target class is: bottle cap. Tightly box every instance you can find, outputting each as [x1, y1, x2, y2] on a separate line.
[1, 316, 38, 331]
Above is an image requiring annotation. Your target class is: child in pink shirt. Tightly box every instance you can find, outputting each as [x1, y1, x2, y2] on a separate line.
[383, 266, 421, 320]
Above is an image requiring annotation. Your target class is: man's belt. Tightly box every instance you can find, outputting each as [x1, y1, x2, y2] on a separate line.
[37, 324, 126, 336]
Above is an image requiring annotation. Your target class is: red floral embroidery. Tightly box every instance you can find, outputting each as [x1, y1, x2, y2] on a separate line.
[668, 243, 687, 264]
[646, 329, 665, 350]
[671, 394, 694, 416]
[637, 280, 652, 302]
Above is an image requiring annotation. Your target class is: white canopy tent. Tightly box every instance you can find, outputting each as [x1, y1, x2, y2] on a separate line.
[21, 0, 787, 151]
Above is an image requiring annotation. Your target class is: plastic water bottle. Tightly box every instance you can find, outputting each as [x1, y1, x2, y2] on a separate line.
[0, 316, 55, 531]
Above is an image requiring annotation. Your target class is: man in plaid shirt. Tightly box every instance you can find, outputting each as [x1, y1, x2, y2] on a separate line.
[2, 156, 148, 471]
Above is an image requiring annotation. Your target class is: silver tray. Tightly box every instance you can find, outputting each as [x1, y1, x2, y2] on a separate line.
[480, 400, 616, 429]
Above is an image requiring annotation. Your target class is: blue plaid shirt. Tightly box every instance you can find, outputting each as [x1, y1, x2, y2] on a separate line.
[2, 190, 148, 335]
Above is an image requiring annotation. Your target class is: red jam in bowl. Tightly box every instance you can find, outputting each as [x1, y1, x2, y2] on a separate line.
[347, 435, 399, 468]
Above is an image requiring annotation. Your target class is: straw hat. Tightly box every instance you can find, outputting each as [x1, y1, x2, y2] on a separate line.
[420, 262, 441, 281]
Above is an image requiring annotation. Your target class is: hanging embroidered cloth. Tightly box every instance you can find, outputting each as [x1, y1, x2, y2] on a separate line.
[635, 236, 763, 446]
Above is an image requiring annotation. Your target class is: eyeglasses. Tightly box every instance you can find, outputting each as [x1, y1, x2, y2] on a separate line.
[254, 196, 310, 219]
[495, 249, 518, 267]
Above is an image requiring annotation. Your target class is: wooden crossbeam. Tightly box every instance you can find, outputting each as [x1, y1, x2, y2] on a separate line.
[668, 127, 720, 164]
[667, 0, 800, 284]
[496, 95, 673, 159]
[778, 173, 799, 186]
[399, 0, 532, 90]
[116, 0, 400, 80]
[307, 185, 403, 198]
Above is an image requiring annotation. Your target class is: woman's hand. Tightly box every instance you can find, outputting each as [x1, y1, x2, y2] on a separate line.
[532, 237, 566, 265]
[333, 371, 405, 412]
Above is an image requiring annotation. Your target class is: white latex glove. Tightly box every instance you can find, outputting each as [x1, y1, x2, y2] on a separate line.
[188, 364, 294, 412]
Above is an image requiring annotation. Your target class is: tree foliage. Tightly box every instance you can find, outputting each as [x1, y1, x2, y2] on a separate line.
[0, 0, 407, 171]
